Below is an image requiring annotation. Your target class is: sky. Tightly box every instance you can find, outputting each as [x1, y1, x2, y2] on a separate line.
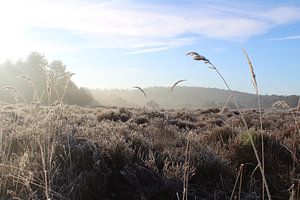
[0, 0, 300, 95]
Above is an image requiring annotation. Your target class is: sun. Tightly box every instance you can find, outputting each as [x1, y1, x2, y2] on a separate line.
[0, 0, 34, 62]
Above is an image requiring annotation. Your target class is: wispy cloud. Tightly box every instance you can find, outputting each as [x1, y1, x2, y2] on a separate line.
[1, 0, 300, 56]
[122, 38, 196, 55]
[260, 6, 300, 24]
[266, 35, 300, 41]
[124, 47, 173, 55]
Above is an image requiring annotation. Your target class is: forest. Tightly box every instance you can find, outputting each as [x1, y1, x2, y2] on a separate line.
[0, 52, 96, 106]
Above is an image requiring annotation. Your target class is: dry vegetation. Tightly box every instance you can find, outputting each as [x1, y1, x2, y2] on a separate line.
[1, 50, 300, 200]
[1, 102, 300, 200]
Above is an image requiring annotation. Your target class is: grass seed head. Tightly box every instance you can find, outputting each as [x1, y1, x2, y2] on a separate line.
[133, 86, 147, 99]
[170, 79, 186, 93]
[272, 101, 290, 109]
[186, 52, 210, 63]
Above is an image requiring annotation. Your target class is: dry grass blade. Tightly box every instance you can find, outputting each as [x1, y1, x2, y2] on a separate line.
[61, 73, 75, 104]
[15, 75, 32, 83]
[46, 80, 52, 106]
[221, 94, 233, 114]
[46, 81, 51, 95]
[1, 86, 16, 90]
[133, 86, 147, 99]
[182, 133, 192, 200]
[0, 86, 27, 102]
[170, 79, 186, 93]
[242, 48, 266, 199]
[230, 164, 244, 200]
[15, 75, 39, 102]
[47, 73, 61, 102]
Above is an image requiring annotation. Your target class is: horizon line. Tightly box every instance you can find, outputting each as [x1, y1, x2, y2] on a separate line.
[89, 85, 299, 96]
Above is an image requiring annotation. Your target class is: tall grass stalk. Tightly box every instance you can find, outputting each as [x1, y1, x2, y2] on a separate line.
[165, 80, 187, 129]
[1, 86, 27, 103]
[221, 94, 233, 114]
[230, 164, 244, 200]
[15, 75, 38, 103]
[133, 86, 147, 99]
[290, 107, 300, 188]
[38, 139, 49, 200]
[242, 48, 265, 199]
[46, 73, 61, 103]
[187, 51, 271, 200]
[170, 80, 186, 93]
[133, 86, 147, 108]
[46, 80, 52, 106]
[182, 133, 192, 200]
[168, 79, 187, 106]
[61, 73, 75, 104]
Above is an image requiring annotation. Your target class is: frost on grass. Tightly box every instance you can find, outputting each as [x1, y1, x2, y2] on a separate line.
[0, 103, 300, 200]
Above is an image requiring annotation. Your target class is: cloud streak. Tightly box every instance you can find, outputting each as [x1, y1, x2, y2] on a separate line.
[266, 35, 300, 41]
[1, 0, 300, 55]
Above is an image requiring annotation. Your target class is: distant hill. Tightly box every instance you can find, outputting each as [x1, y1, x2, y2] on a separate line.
[90, 86, 300, 109]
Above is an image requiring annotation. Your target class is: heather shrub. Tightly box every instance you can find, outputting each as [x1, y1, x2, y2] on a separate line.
[229, 131, 298, 199]
[1, 104, 299, 199]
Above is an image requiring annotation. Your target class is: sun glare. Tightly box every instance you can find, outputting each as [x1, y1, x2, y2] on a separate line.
[0, 1, 35, 61]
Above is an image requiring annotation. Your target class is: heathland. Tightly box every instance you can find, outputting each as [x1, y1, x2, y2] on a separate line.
[1, 103, 299, 199]
[1, 52, 300, 200]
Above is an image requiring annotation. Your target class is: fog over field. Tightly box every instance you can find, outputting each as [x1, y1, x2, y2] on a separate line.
[91, 87, 300, 109]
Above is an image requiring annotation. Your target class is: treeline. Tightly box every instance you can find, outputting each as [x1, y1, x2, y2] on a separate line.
[90, 87, 300, 109]
[0, 52, 97, 106]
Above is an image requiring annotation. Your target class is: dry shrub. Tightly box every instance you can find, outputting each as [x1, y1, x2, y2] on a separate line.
[168, 118, 196, 129]
[200, 108, 220, 114]
[53, 133, 175, 200]
[97, 110, 130, 122]
[175, 111, 198, 122]
[1, 104, 300, 200]
[204, 126, 237, 145]
[229, 131, 298, 199]
[135, 115, 149, 125]
[188, 144, 235, 199]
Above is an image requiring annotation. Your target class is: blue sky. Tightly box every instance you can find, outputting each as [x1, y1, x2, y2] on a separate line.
[0, 0, 300, 95]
